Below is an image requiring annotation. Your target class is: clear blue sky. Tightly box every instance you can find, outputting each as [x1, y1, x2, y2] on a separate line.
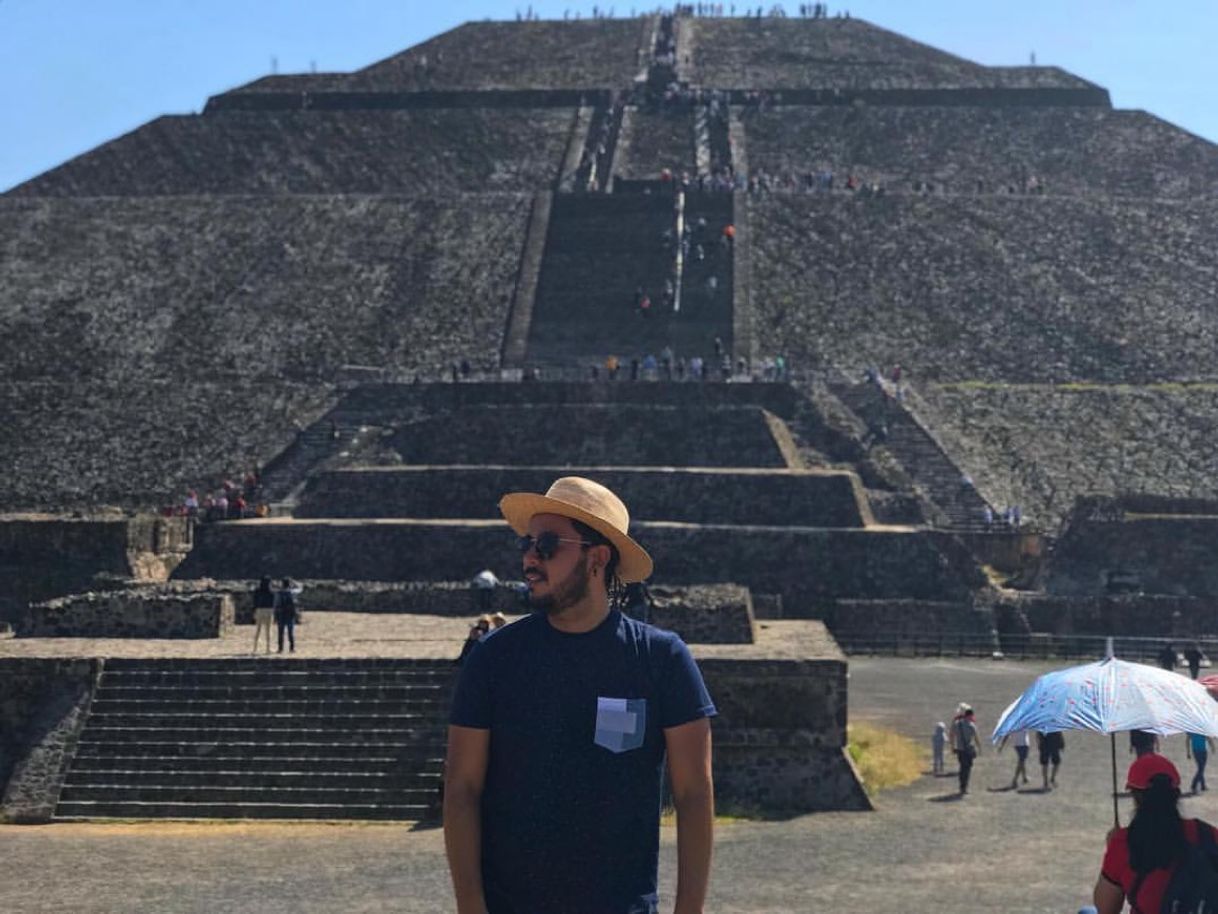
[2, 0, 1214, 192]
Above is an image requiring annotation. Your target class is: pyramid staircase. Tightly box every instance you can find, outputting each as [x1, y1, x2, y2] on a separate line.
[55, 658, 453, 821]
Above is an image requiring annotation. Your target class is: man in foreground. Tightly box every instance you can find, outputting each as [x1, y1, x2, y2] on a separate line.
[444, 476, 716, 914]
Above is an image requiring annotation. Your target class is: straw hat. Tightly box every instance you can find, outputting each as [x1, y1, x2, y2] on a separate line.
[499, 476, 653, 583]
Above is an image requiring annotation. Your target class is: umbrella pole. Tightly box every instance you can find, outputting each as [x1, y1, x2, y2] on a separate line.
[1111, 732, 1120, 829]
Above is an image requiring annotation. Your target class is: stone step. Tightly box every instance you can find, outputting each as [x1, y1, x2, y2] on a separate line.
[85, 712, 435, 730]
[54, 801, 431, 821]
[74, 741, 443, 759]
[98, 684, 450, 701]
[100, 670, 455, 687]
[89, 698, 446, 715]
[59, 784, 437, 805]
[103, 658, 454, 672]
[62, 770, 440, 791]
[71, 754, 443, 773]
[77, 726, 446, 745]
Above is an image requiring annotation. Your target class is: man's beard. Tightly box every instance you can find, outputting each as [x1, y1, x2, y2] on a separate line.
[529, 558, 592, 615]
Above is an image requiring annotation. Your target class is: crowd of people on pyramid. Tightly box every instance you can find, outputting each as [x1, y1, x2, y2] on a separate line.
[522, 2, 846, 20]
[593, 341, 789, 383]
[169, 471, 269, 521]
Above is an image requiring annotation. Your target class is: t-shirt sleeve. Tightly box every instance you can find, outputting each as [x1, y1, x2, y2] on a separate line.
[658, 636, 717, 729]
[449, 640, 493, 729]
[1100, 828, 1130, 891]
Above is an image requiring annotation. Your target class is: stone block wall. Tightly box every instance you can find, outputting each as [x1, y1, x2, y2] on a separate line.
[0, 515, 191, 626]
[105, 579, 751, 644]
[752, 196, 1218, 387]
[0, 193, 532, 513]
[694, 638, 870, 812]
[174, 521, 973, 614]
[335, 379, 800, 422]
[1003, 593, 1218, 638]
[916, 385, 1218, 532]
[296, 466, 868, 527]
[22, 592, 234, 639]
[1044, 517, 1218, 597]
[830, 599, 996, 640]
[648, 585, 755, 644]
[0, 658, 101, 823]
[713, 737, 870, 813]
[388, 404, 789, 467]
[742, 106, 1218, 199]
[11, 108, 577, 197]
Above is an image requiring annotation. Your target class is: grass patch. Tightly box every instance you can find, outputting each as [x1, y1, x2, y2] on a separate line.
[848, 722, 925, 794]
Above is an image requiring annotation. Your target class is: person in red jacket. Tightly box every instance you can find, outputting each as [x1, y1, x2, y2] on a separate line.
[1094, 754, 1218, 913]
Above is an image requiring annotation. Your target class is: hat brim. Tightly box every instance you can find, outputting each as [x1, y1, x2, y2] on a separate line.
[499, 492, 653, 583]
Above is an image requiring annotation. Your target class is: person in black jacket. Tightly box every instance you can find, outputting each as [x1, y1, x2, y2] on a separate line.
[274, 579, 301, 654]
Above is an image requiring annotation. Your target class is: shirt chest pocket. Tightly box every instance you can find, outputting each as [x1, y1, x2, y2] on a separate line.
[594, 696, 647, 754]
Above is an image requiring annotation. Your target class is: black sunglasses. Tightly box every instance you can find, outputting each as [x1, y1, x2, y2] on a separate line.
[515, 531, 593, 560]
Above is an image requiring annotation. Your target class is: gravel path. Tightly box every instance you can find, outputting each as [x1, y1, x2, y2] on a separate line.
[4, 655, 1212, 912]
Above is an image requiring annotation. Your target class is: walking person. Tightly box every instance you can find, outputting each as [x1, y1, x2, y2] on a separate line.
[1158, 642, 1177, 672]
[998, 728, 1032, 788]
[251, 576, 275, 655]
[1037, 730, 1065, 790]
[1185, 643, 1206, 680]
[444, 476, 716, 914]
[274, 578, 301, 654]
[1093, 755, 1218, 914]
[951, 706, 982, 795]
[1188, 732, 1214, 793]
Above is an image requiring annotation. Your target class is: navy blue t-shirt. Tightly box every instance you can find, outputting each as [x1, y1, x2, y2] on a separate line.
[449, 609, 716, 914]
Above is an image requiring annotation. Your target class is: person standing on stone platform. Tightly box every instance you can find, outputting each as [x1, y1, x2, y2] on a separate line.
[445, 477, 716, 914]
[251, 577, 275, 655]
[273, 578, 301, 654]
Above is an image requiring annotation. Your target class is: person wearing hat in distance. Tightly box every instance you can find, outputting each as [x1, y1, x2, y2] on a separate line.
[1093, 754, 1218, 914]
[444, 477, 717, 914]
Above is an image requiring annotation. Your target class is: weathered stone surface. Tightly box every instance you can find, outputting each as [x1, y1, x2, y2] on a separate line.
[917, 384, 1218, 530]
[999, 592, 1218, 637]
[173, 519, 973, 614]
[0, 515, 190, 626]
[829, 598, 995, 640]
[283, 19, 651, 94]
[648, 584, 755, 644]
[0, 658, 101, 823]
[616, 108, 695, 180]
[296, 466, 869, 527]
[9, 109, 578, 197]
[0, 194, 531, 512]
[1043, 513, 1218, 598]
[389, 404, 789, 467]
[694, 621, 869, 813]
[22, 592, 233, 639]
[685, 17, 1091, 92]
[743, 106, 1218, 198]
[753, 197, 1218, 386]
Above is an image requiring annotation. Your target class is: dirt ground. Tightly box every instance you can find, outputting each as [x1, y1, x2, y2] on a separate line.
[3, 655, 1208, 913]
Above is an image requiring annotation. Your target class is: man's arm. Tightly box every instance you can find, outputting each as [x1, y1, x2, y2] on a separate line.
[665, 717, 714, 914]
[443, 725, 491, 914]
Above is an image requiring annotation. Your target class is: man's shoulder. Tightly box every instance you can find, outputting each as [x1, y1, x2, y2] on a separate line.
[478, 613, 542, 651]
[620, 614, 685, 652]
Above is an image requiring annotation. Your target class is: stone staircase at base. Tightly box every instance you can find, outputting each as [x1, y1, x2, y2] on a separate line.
[55, 658, 453, 821]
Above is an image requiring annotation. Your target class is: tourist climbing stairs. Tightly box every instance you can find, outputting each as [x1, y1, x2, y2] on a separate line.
[55, 658, 453, 821]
